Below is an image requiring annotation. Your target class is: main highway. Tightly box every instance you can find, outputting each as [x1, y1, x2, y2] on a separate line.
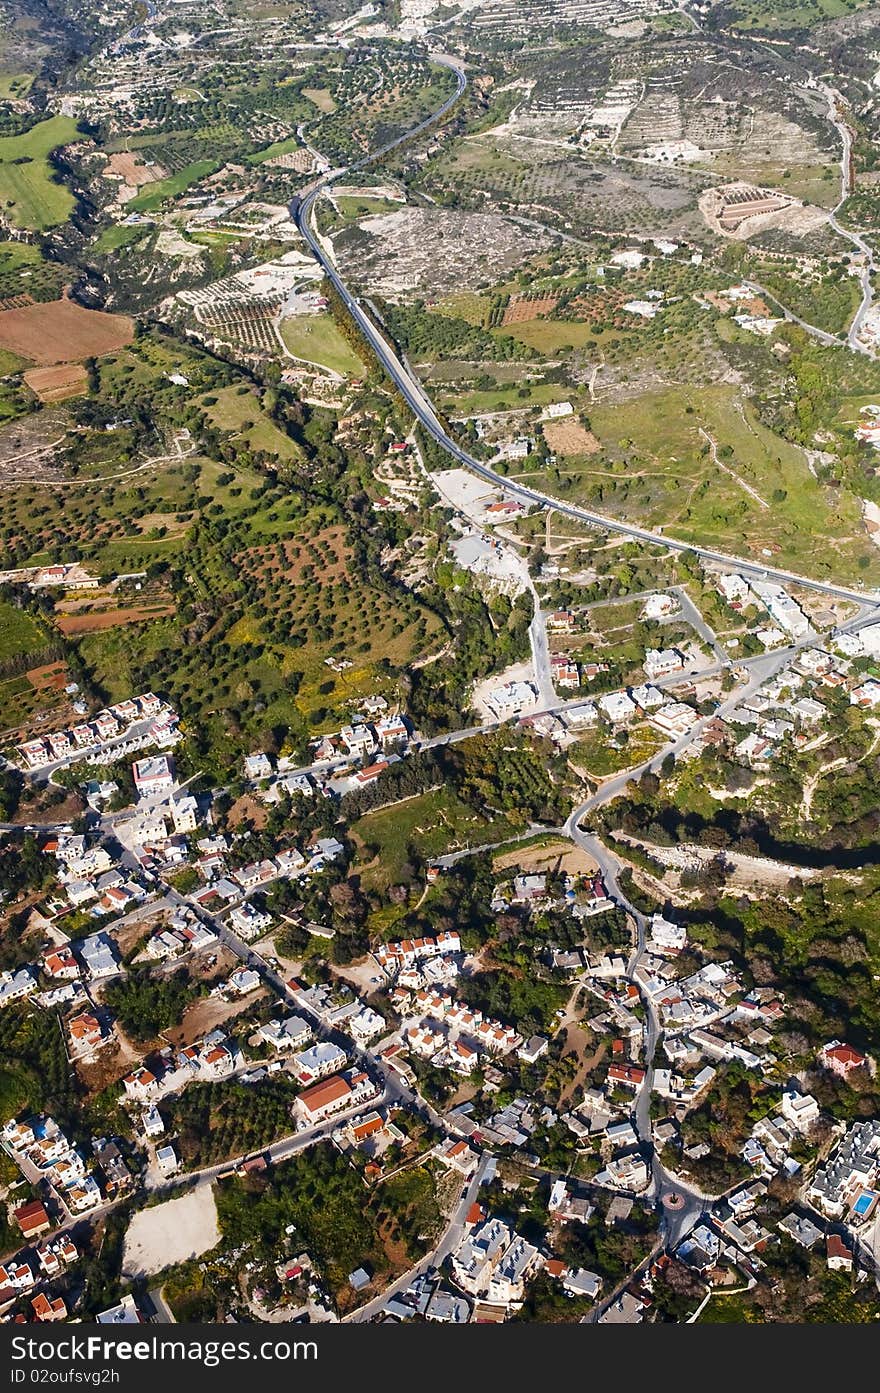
[290, 53, 880, 611]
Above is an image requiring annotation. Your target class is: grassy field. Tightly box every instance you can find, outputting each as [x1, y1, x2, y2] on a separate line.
[204, 385, 302, 461]
[0, 114, 79, 229]
[334, 195, 402, 220]
[0, 73, 33, 99]
[302, 87, 336, 114]
[245, 135, 302, 166]
[439, 381, 582, 414]
[353, 786, 525, 887]
[572, 383, 880, 583]
[569, 725, 667, 778]
[495, 318, 598, 353]
[0, 599, 46, 663]
[725, 0, 870, 28]
[92, 224, 147, 254]
[127, 159, 219, 212]
[279, 314, 365, 376]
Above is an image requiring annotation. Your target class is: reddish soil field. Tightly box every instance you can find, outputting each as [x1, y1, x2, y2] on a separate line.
[24, 363, 88, 403]
[105, 151, 166, 186]
[27, 661, 68, 691]
[543, 419, 601, 456]
[502, 293, 559, 324]
[55, 604, 175, 635]
[0, 297, 134, 365]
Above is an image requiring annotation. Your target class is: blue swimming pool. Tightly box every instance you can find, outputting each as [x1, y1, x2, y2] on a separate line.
[853, 1192, 875, 1216]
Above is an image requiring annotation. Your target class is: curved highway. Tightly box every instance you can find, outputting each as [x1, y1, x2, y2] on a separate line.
[290, 53, 880, 610]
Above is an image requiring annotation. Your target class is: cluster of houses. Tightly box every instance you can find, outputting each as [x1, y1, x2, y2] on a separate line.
[375, 931, 461, 977]
[143, 906, 218, 961]
[188, 836, 345, 912]
[727, 627, 880, 766]
[45, 833, 147, 920]
[398, 987, 522, 1078]
[541, 684, 702, 743]
[0, 1232, 78, 1322]
[17, 693, 178, 773]
[2, 933, 123, 1041]
[121, 1028, 241, 1106]
[285, 977, 385, 1046]
[3, 1116, 102, 1215]
[244, 710, 411, 799]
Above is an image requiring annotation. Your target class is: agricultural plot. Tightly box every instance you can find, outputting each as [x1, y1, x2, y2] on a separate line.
[502, 293, 559, 324]
[23, 364, 87, 404]
[0, 114, 79, 230]
[0, 298, 133, 365]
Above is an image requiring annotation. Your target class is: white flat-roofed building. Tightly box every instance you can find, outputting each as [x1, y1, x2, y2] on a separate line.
[486, 681, 538, 717]
[258, 1015, 312, 1051]
[629, 684, 664, 711]
[244, 752, 273, 780]
[644, 648, 685, 681]
[292, 1041, 347, 1083]
[563, 702, 598, 730]
[340, 724, 375, 757]
[647, 913, 686, 953]
[132, 755, 174, 798]
[170, 794, 198, 833]
[78, 933, 120, 979]
[652, 701, 698, 736]
[599, 691, 637, 724]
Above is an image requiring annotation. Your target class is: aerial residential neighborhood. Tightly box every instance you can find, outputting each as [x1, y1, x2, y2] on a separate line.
[0, 0, 879, 1348]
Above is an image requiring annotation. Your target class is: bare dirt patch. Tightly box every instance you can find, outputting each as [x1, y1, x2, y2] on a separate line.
[26, 661, 68, 692]
[23, 363, 87, 403]
[493, 838, 599, 877]
[105, 151, 167, 187]
[0, 298, 134, 365]
[122, 1187, 220, 1279]
[55, 604, 175, 635]
[164, 984, 265, 1049]
[334, 208, 546, 299]
[543, 418, 601, 456]
[227, 793, 268, 831]
[75, 1034, 141, 1097]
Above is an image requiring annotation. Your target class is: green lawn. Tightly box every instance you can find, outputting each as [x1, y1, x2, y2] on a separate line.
[246, 135, 302, 166]
[0, 73, 34, 100]
[279, 314, 365, 376]
[0, 114, 80, 229]
[92, 224, 147, 254]
[0, 240, 41, 272]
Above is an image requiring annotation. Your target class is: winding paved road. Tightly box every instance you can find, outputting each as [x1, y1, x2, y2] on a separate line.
[289, 54, 880, 610]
